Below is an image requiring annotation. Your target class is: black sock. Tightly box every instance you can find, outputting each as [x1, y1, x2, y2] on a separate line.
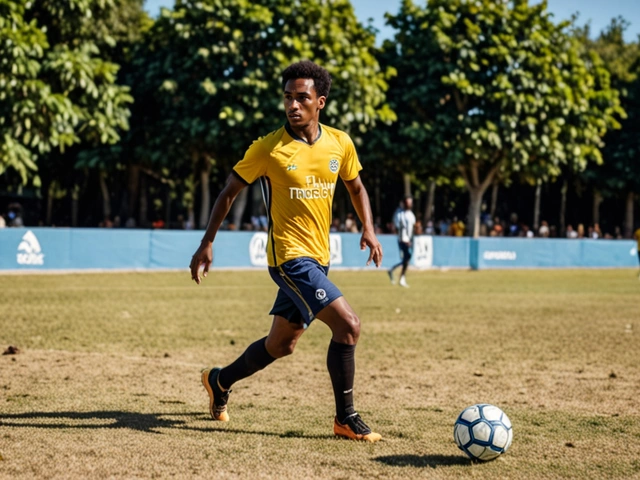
[327, 340, 356, 423]
[218, 337, 275, 390]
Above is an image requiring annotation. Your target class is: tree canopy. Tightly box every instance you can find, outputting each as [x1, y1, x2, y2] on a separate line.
[382, 0, 624, 236]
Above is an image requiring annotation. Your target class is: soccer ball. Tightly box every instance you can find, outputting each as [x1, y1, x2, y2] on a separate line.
[453, 403, 513, 461]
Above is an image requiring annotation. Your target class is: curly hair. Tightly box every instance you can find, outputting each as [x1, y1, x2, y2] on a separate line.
[282, 61, 332, 99]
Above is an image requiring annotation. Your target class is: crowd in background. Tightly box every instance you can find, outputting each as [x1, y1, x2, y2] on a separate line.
[0, 202, 628, 240]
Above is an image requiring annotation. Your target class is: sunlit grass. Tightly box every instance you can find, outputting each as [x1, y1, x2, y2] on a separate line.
[1, 269, 639, 479]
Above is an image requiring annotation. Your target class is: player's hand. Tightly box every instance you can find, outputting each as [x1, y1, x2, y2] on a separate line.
[360, 229, 383, 268]
[190, 241, 213, 284]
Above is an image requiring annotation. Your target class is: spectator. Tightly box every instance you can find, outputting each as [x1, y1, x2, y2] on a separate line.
[538, 220, 550, 238]
[614, 226, 623, 239]
[438, 218, 449, 236]
[330, 218, 341, 232]
[0, 213, 6, 228]
[7, 203, 24, 227]
[507, 213, 519, 237]
[577, 223, 585, 238]
[424, 220, 435, 235]
[593, 223, 602, 239]
[344, 213, 358, 233]
[566, 224, 578, 239]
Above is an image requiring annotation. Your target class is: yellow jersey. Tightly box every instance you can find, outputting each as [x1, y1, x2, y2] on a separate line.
[233, 123, 362, 267]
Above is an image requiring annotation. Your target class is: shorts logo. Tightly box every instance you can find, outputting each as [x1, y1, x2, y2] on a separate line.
[315, 288, 327, 301]
[329, 159, 339, 173]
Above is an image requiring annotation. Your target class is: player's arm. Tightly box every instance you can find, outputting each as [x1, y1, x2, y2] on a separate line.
[189, 173, 247, 284]
[343, 175, 383, 267]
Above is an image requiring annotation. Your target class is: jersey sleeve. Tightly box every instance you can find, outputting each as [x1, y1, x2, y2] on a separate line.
[339, 133, 362, 182]
[233, 139, 268, 184]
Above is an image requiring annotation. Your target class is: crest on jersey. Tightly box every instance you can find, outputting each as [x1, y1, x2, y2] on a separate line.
[329, 159, 339, 173]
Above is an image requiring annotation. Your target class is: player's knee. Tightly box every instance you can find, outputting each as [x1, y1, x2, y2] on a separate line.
[269, 339, 296, 358]
[341, 311, 361, 343]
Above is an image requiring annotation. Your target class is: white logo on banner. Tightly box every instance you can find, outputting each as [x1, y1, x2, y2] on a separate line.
[413, 236, 433, 268]
[631, 247, 637, 256]
[16, 230, 45, 265]
[249, 232, 268, 266]
[329, 234, 342, 265]
[483, 250, 517, 261]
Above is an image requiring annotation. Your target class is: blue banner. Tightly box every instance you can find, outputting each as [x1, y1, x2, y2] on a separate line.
[0, 228, 636, 271]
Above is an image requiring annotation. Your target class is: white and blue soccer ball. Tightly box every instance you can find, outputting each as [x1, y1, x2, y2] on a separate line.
[453, 403, 513, 461]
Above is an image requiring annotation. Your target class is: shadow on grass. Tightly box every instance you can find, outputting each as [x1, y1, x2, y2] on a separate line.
[374, 454, 470, 468]
[0, 411, 334, 439]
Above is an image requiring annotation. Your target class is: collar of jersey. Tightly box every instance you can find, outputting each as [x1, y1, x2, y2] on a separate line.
[285, 122, 322, 145]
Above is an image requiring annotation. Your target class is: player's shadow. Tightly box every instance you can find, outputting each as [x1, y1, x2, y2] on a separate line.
[0, 410, 334, 440]
[0, 410, 195, 434]
[374, 454, 470, 468]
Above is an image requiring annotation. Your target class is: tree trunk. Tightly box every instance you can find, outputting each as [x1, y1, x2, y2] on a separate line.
[99, 170, 111, 220]
[71, 183, 79, 227]
[46, 181, 55, 226]
[127, 164, 141, 223]
[165, 186, 171, 227]
[592, 190, 603, 225]
[624, 191, 635, 238]
[424, 179, 436, 224]
[459, 158, 500, 238]
[467, 187, 484, 238]
[559, 179, 567, 236]
[139, 174, 148, 228]
[403, 173, 412, 197]
[490, 181, 499, 219]
[533, 181, 541, 231]
[198, 160, 212, 229]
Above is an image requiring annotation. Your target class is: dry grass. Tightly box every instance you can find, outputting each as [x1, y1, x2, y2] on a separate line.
[1, 269, 639, 479]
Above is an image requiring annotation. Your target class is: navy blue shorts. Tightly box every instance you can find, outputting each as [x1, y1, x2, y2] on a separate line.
[399, 241, 412, 262]
[268, 257, 343, 328]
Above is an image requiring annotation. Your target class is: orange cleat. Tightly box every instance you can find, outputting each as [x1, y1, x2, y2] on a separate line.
[334, 414, 382, 443]
[201, 367, 230, 422]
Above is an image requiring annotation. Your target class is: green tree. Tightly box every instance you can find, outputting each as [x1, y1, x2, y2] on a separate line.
[577, 19, 640, 237]
[383, 0, 623, 237]
[0, 0, 133, 194]
[129, 0, 394, 228]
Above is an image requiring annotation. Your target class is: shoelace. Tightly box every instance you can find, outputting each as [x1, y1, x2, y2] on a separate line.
[345, 413, 371, 435]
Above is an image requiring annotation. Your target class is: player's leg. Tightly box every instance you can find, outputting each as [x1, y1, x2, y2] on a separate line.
[399, 243, 411, 288]
[317, 298, 381, 442]
[202, 316, 304, 422]
[388, 241, 403, 284]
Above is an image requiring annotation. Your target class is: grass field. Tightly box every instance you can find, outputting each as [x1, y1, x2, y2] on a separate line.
[1, 268, 639, 479]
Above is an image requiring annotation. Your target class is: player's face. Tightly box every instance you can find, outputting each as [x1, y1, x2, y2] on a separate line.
[283, 79, 325, 127]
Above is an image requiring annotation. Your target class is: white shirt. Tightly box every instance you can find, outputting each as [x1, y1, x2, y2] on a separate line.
[395, 209, 416, 243]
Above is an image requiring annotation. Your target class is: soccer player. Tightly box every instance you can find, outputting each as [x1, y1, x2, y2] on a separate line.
[388, 196, 416, 288]
[189, 61, 383, 443]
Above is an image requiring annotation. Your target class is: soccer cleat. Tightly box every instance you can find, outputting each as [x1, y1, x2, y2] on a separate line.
[399, 277, 409, 288]
[201, 367, 230, 422]
[387, 269, 395, 285]
[334, 413, 382, 443]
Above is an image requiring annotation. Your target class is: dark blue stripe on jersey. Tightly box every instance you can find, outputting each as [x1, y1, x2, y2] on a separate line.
[259, 176, 277, 267]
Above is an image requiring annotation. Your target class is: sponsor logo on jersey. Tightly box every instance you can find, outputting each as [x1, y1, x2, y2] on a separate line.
[17, 230, 45, 265]
[289, 175, 335, 200]
[286, 164, 298, 171]
[329, 159, 339, 173]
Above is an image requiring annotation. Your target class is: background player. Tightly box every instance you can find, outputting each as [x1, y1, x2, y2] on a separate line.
[388, 195, 416, 288]
[189, 61, 383, 442]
